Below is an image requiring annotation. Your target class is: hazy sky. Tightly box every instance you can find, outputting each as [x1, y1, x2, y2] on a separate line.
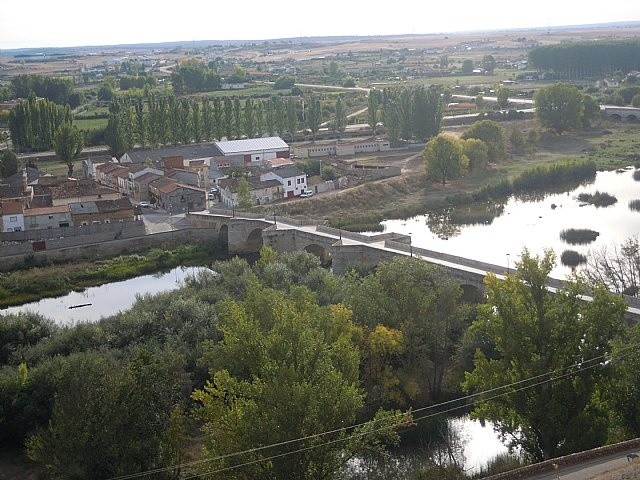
[2, 1, 638, 49]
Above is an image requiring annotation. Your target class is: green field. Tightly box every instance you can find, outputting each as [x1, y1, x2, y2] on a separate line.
[74, 117, 108, 130]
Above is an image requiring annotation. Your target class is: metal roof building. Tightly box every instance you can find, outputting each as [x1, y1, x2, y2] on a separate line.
[214, 137, 289, 156]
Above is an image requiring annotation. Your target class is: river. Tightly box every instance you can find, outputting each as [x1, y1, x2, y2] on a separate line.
[0, 266, 209, 325]
[383, 167, 640, 279]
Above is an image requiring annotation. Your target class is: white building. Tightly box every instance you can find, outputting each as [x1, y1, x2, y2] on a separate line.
[1, 201, 25, 232]
[215, 137, 290, 165]
[260, 165, 307, 198]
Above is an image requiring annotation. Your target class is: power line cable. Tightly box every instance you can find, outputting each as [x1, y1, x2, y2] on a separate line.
[109, 344, 635, 480]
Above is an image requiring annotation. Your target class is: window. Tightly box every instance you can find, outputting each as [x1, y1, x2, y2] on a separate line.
[9, 216, 17, 222]
[287, 180, 292, 186]
[49, 215, 54, 219]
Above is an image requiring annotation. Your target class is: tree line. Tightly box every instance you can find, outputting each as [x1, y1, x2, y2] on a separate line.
[2, 244, 639, 478]
[104, 93, 303, 157]
[379, 86, 444, 145]
[529, 39, 640, 79]
[7, 93, 73, 152]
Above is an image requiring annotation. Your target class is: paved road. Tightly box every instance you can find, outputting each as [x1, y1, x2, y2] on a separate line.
[525, 448, 640, 480]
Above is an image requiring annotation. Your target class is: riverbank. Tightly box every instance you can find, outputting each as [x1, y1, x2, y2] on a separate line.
[266, 121, 640, 230]
[0, 240, 220, 308]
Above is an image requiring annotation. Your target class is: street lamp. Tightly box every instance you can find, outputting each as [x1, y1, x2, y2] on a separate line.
[506, 253, 511, 275]
[273, 210, 277, 227]
[409, 233, 413, 258]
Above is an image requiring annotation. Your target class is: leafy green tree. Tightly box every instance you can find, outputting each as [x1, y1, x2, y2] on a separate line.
[475, 94, 484, 110]
[223, 97, 233, 140]
[496, 86, 510, 108]
[412, 86, 443, 141]
[463, 138, 489, 171]
[243, 98, 256, 138]
[482, 55, 497, 74]
[233, 98, 242, 139]
[274, 75, 295, 90]
[603, 323, 640, 440]
[462, 59, 474, 74]
[582, 94, 601, 127]
[1, 150, 19, 178]
[305, 93, 322, 141]
[237, 177, 253, 210]
[461, 120, 506, 162]
[633, 94, 640, 108]
[423, 134, 468, 185]
[368, 90, 379, 134]
[193, 285, 405, 480]
[27, 349, 189, 480]
[347, 257, 470, 406]
[534, 83, 584, 134]
[53, 123, 84, 178]
[213, 97, 224, 141]
[463, 249, 627, 461]
[509, 129, 526, 153]
[334, 94, 347, 136]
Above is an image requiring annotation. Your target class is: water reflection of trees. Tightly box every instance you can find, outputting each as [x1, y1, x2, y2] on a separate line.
[344, 417, 467, 480]
[427, 203, 505, 240]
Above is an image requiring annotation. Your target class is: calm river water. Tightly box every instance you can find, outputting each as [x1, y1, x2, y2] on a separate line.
[0, 266, 208, 325]
[384, 167, 640, 279]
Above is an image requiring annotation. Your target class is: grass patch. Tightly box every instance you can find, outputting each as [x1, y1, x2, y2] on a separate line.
[0, 241, 221, 309]
[328, 212, 384, 232]
[561, 250, 587, 268]
[560, 228, 600, 245]
[73, 117, 108, 130]
[577, 191, 617, 207]
[471, 453, 527, 479]
[629, 199, 640, 212]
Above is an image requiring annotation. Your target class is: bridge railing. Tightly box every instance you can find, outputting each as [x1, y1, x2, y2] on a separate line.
[384, 239, 563, 289]
[316, 225, 410, 244]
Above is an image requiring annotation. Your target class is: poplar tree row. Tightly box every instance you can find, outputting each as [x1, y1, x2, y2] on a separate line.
[105, 94, 309, 158]
[380, 86, 444, 145]
[8, 93, 73, 152]
[529, 39, 640, 79]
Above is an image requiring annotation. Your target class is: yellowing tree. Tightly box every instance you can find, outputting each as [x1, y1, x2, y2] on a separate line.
[423, 134, 468, 185]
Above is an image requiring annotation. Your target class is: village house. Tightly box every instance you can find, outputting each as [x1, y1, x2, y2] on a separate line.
[49, 179, 121, 207]
[149, 179, 206, 214]
[218, 177, 283, 207]
[23, 205, 73, 230]
[260, 165, 308, 198]
[0, 200, 25, 232]
[294, 137, 390, 158]
[131, 172, 163, 203]
[69, 197, 135, 226]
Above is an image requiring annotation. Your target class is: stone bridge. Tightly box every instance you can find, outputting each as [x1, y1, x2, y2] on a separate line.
[188, 210, 640, 319]
[190, 211, 527, 302]
[602, 105, 640, 121]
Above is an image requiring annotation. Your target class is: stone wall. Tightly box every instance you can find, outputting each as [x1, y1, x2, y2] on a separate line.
[0, 228, 217, 271]
[484, 438, 640, 480]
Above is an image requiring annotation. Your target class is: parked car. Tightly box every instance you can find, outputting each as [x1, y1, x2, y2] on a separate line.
[139, 201, 150, 208]
[299, 189, 314, 198]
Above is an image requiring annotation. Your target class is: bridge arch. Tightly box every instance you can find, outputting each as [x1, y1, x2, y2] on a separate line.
[218, 225, 229, 252]
[627, 114, 637, 122]
[609, 113, 622, 121]
[246, 228, 264, 252]
[304, 243, 331, 266]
